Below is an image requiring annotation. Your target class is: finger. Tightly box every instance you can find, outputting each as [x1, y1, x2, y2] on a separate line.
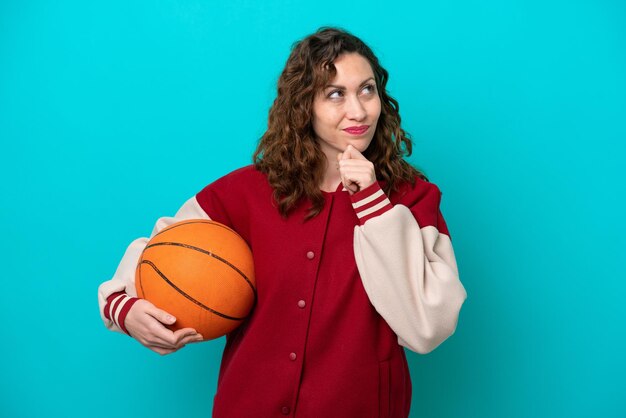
[338, 160, 376, 189]
[343, 145, 367, 160]
[145, 340, 181, 350]
[346, 183, 359, 194]
[134, 326, 180, 349]
[338, 166, 360, 194]
[152, 346, 178, 356]
[142, 323, 180, 347]
[338, 164, 372, 180]
[142, 333, 179, 348]
[187, 335, 205, 344]
[147, 306, 177, 326]
[341, 170, 373, 194]
[341, 176, 359, 194]
[338, 156, 372, 166]
[178, 333, 204, 347]
[172, 328, 199, 345]
[338, 160, 374, 171]
[126, 316, 177, 348]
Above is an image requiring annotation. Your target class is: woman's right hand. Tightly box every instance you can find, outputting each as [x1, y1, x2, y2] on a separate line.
[124, 299, 203, 355]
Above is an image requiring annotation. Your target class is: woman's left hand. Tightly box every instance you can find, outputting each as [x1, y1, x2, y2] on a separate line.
[337, 145, 376, 195]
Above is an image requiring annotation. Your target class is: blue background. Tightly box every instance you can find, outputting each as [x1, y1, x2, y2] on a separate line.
[1, 1, 624, 417]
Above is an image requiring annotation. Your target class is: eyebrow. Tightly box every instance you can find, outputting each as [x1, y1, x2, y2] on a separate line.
[324, 77, 375, 90]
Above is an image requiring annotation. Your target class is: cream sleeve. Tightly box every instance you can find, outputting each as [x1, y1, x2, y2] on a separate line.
[351, 183, 467, 354]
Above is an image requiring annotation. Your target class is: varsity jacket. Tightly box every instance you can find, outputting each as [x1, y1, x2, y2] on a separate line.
[98, 165, 467, 418]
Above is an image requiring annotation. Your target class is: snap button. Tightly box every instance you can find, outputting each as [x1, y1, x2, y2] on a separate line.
[281, 406, 290, 415]
[289, 352, 297, 361]
[298, 300, 306, 308]
[306, 251, 315, 259]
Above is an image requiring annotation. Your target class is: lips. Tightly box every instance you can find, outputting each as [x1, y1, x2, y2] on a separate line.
[343, 125, 369, 135]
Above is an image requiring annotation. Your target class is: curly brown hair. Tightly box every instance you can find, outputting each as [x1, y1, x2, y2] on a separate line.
[253, 27, 427, 219]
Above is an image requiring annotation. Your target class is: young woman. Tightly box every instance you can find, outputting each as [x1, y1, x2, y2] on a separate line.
[98, 27, 467, 418]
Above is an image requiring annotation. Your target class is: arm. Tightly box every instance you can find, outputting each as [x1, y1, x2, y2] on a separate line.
[351, 182, 467, 354]
[97, 196, 210, 352]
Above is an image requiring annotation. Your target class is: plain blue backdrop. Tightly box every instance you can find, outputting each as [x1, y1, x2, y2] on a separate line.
[1, 1, 624, 417]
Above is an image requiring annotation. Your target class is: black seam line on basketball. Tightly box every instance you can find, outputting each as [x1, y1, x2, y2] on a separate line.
[144, 242, 257, 301]
[153, 220, 240, 240]
[139, 259, 248, 321]
[153, 221, 231, 238]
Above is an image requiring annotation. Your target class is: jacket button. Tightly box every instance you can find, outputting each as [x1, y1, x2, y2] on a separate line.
[306, 251, 315, 259]
[289, 352, 297, 361]
[281, 406, 290, 415]
[298, 300, 306, 308]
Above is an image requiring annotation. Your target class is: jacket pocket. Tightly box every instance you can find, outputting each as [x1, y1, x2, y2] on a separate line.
[379, 359, 391, 418]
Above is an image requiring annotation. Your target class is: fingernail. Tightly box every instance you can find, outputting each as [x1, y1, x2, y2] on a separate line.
[167, 315, 175, 322]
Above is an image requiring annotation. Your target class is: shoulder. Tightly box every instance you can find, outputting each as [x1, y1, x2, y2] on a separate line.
[197, 165, 268, 195]
[194, 165, 272, 224]
[391, 175, 442, 207]
[208, 164, 265, 184]
[389, 176, 444, 230]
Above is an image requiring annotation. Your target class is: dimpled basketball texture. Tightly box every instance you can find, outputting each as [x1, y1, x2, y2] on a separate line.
[135, 219, 256, 340]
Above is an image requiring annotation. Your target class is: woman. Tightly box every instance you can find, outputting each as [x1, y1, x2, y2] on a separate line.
[98, 27, 467, 418]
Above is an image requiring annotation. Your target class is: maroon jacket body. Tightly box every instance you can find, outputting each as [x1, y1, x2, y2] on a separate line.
[197, 166, 418, 418]
[100, 164, 466, 417]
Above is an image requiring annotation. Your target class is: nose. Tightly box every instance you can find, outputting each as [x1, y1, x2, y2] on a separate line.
[345, 95, 366, 121]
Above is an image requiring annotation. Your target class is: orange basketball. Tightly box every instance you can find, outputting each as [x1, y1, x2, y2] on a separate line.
[135, 219, 256, 341]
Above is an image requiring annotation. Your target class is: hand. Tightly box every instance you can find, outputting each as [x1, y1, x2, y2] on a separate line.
[124, 299, 203, 355]
[337, 145, 376, 195]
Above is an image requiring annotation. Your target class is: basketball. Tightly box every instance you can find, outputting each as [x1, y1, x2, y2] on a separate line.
[135, 219, 256, 340]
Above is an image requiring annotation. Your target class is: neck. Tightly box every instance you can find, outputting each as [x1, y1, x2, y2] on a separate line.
[319, 158, 342, 192]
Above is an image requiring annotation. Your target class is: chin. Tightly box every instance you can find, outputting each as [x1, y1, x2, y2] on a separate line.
[349, 139, 373, 153]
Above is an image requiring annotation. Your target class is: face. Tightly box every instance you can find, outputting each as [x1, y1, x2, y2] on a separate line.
[311, 52, 381, 162]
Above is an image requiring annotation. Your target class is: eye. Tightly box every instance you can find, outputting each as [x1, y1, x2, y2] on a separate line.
[327, 89, 343, 99]
[361, 84, 376, 95]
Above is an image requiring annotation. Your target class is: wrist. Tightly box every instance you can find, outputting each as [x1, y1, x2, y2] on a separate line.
[350, 182, 393, 225]
[104, 292, 140, 335]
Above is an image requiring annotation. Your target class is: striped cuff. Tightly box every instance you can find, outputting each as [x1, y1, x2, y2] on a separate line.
[103, 292, 139, 335]
[350, 182, 393, 225]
